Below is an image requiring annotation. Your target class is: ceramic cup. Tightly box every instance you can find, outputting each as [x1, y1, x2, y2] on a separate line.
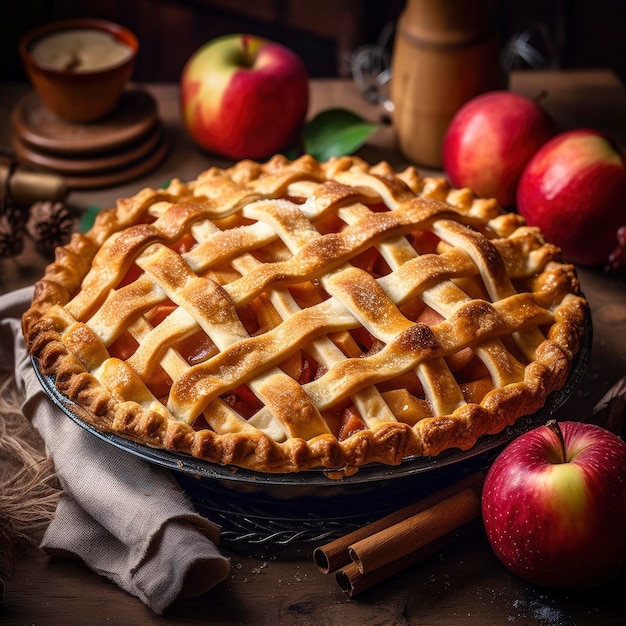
[19, 18, 139, 123]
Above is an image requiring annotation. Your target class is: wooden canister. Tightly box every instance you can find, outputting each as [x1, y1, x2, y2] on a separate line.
[390, 0, 503, 168]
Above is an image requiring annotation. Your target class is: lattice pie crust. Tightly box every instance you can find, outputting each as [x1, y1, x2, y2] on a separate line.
[23, 155, 589, 475]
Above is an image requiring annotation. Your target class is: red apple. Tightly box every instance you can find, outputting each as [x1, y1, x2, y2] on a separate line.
[481, 420, 626, 589]
[516, 129, 626, 267]
[180, 34, 309, 160]
[442, 91, 557, 207]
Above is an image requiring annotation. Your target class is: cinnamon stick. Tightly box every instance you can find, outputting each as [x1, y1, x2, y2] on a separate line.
[348, 486, 481, 574]
[313, 470, 485, 574]
[335, 523, 473, 597]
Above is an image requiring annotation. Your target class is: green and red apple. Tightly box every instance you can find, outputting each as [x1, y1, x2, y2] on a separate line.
[481, 420, 626, 589]
[180, 34, 309, 160]
[442, 91, 557, 207]
[517, 128, 626, 267]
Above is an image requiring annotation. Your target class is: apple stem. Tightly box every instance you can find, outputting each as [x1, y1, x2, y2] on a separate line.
[546, 419, 567, 463]
[241, 35, 253, 68]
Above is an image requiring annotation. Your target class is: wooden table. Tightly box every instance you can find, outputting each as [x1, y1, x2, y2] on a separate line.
[1, 71, 625, 625]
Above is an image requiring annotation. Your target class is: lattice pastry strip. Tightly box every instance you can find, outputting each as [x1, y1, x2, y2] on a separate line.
[315, 172, 549, 370]
[323, 191, 541, 409]
[166, 192, 487, 426]
[231, 260, 398, 436]
[130, 189, 402, 440]
[22, 155, 589, 475]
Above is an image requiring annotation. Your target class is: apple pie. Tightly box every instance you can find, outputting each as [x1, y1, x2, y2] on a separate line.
[22, 155, 589, 475]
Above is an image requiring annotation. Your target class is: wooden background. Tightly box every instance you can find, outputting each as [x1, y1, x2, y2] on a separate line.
[4, 0, 626, 84]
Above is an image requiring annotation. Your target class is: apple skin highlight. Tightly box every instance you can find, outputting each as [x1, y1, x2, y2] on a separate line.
[181, 34, 309, 160]
[517, 128, 626, 267]
[442, 91, 557, 207]
[481, 421, 626, 589]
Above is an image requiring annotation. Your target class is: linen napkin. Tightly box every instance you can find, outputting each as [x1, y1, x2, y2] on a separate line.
[0, 287, 231, 614]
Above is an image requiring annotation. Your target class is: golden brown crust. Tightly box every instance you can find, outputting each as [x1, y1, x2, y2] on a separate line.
[22, 155, 589, 475]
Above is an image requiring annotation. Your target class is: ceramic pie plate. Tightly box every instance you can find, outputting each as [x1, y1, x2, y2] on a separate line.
[31, 319, 591, 551]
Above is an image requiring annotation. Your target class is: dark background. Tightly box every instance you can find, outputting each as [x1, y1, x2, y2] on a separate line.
[3, 0, 626, 84]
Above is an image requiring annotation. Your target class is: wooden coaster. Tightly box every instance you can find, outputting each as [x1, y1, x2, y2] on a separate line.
[59, 137, 169, 189]
[11, 89, 160, 155]
[10, 87, 170, 189]
[12, 122, 164, 175]
[13, 129, 169, 189]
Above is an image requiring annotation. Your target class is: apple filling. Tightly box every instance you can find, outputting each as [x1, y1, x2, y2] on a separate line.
[22, 154, 589, 474]
[102, 201, 510, 444]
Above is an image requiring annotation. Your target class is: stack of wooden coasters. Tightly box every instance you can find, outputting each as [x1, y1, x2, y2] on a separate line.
[11, 89, 168, 189]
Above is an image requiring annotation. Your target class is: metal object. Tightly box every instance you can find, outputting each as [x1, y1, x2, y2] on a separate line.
[350, 23, 394, 113]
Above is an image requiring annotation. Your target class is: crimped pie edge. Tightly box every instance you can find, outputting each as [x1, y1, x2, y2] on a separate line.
[21, 155, 590, 475]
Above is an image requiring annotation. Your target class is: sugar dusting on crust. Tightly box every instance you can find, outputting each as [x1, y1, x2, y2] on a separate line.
[21, 155, 589, 475]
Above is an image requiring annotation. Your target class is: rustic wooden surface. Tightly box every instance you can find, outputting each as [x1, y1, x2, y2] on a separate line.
[1, 71, 626, 625]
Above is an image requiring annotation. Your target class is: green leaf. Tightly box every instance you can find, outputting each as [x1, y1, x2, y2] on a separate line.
[281, 144, 302, 160]
[81, 205, 101, 232]
[303, 108, 379, 161]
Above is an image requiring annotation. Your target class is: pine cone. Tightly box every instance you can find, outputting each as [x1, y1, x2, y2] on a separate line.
[25, 201, 73, 259]
[0, 209, 25, 258]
